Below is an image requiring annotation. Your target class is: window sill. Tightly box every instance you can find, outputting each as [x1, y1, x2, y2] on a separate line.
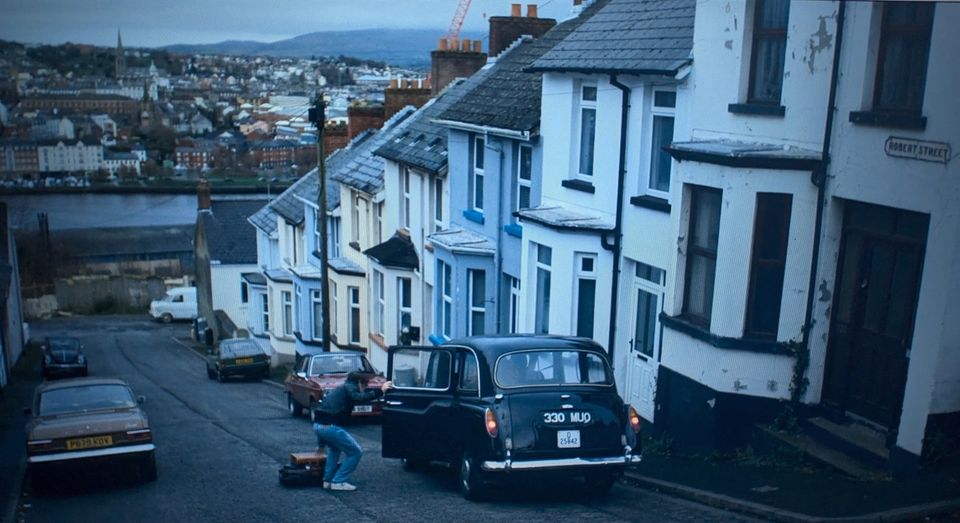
[463, 209, 485, 225]
[659, 313, 793, 355]
[349, 241, 361, 252]
[369, 333, 387, 350]
[561, 179, 595, 194]
[629, 195, 671, 213]
[504, 223, 522, 238]
[728, 103, 785, 117]
[849, 110, 926, 130]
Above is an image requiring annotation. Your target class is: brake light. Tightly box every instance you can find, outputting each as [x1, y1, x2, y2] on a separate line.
[628, 405, 642, 434]
[126, 429, 152, 442]
[484, 408, 498, 438]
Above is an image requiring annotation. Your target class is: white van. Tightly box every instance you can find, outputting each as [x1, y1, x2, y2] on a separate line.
[150, 287, 198, 323]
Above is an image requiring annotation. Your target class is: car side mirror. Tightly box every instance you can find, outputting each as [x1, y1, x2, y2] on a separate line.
[296, 372, 306, 379]
[137, 396, 146, 404]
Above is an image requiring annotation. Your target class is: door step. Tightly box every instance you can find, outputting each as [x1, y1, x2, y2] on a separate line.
[803, 416, 890, 468]
[755, 424, 890, 480]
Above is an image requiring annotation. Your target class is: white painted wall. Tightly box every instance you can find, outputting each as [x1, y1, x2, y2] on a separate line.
[210, 263, 257, 331]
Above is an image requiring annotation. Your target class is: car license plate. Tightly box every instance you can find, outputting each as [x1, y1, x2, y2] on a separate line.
[352, 405, 373, 413]
[235, 358, 254, 365]
[66, 435, 113, 450]
[557, 430, 580, 449]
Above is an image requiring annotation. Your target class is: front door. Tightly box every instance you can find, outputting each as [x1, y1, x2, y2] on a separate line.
[624, 262, 665, 423]
[823, 202, 928, 429]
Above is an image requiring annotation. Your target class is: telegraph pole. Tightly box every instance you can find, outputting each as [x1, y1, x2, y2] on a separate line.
[310, 94, 332, 352]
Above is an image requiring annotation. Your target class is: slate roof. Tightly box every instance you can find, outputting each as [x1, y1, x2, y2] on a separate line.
[241, 272, 267, 286]
[329, 256, 366, 276]
[434, 8, 598, 134]
[427, 228, 496, 255]
[51, 225, 194, 257]
[374, 75, 488, 174]
[330, 106, 417, 194]
[364, 233, 419, 270]
[516, 205, 614, 231]
[528, 0, 695, 75]
[198, 198, 266, 264]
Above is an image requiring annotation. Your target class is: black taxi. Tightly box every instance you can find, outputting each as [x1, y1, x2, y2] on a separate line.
[382, 336, 642, 500]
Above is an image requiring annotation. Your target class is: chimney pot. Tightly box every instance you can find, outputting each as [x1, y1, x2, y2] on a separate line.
[527, 4, 538, 17]
[462, 39, 471, 51]
[197, 178, 211, 210]
[451, 38, 460, 51]
[511, 3, 522, 16]
[389, 78, 399, 88]
[438, 38, 448, 50]
[473, 40, 482, 53]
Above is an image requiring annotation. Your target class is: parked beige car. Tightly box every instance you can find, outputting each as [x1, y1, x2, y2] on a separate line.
[25, 378, 157, 491]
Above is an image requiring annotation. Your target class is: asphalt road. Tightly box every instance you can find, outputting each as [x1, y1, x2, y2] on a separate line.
[16, 316, 762, 523]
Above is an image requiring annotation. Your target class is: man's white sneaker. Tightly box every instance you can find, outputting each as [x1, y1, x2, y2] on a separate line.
[329, 482, 357, 491]
[322, 481, 331, 489]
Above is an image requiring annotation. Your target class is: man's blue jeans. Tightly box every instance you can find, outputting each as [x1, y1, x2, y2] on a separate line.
[314, 423, 362, 484]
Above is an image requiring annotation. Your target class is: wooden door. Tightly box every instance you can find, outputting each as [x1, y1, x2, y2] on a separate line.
[823, 202, 928, 429]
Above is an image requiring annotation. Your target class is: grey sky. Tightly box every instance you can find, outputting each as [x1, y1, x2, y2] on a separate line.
[1, 0, 573, 48]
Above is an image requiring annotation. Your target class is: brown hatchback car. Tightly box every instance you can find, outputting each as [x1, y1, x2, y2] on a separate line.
[25, 377, 157, 491]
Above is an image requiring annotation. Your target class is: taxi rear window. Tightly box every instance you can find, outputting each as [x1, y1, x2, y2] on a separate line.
[495, 350, 612, 388]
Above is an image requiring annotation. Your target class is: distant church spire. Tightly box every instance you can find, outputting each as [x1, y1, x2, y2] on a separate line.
[115, 29, 126, 80]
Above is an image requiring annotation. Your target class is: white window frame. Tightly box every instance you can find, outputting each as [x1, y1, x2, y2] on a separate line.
[373, 270, 385, 337]
[508, 276, 521, 334]
[575, 82, 598, 179]
[331, 281, 339, 340]
[311, 289, 322, 341]
[646, 89, 676, 199]
[573, 253, 598, 338]
[401, 167, 412, 230]
[516, 144, 532, 215]
[375, 201, 383, 245]
[351, 195, 360, 244]
[633, 261, 666, 359]
[438, 260, 453, 339]
[313, 208, 322, 252]
[261, 292, 270, 333]
[397, 276, 412, 339]
[433, 177, 444, 232]
[471, 135, 485, 212]
[281, 290, 293, 337]
[534, 243, 552, 335]
[329, 216, 341, 258]
[467, 269, 486, 336]
[348, 286, 361, 344]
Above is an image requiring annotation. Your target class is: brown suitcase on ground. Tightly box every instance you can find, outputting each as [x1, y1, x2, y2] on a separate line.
[279, 451, 327, 486]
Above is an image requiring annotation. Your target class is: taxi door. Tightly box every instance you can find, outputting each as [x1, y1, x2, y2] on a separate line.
[382, 346, 454, 460]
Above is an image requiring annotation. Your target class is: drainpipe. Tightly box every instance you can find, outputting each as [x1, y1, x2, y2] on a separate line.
[604, 75, 631, 362]
[802, 2, 845, 354]
[494, 134, 506, 334]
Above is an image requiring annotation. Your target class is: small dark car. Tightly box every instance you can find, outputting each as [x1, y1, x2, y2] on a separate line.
[40, 336, 88, 380]
[284, 352, 386, 422]
[205, 338, 271, 382]
[382, 336, 642, 500]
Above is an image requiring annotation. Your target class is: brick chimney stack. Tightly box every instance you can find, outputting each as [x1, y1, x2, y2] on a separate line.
[488, 3, 557, 57]
[347, 103, 386, 140]
[430, 38, 486, 96]
[384, 76, 432, 119]
[197, 178, 211, 210]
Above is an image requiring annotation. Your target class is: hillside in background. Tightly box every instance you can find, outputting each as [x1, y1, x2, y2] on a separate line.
[164, 28, 487, 69]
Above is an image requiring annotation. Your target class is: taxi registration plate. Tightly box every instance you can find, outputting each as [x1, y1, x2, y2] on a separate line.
[352, 405, 373, 414]
[235, 358, 254, 365]
[557, 430, 581, 449]
[66, 435, 113, 450]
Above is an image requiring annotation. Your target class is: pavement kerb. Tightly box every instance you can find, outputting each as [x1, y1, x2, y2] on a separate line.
[623, 471, 960, 523]
[168, 336, 284, 390]
[3, 456, 26, 523]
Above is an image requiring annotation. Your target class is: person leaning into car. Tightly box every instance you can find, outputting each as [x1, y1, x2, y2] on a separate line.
[313, 371, 393, 491]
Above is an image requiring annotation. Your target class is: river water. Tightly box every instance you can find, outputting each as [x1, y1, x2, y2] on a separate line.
[2, 193, 207, 231]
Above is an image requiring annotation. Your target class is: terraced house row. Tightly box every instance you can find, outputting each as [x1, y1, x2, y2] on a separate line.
[229, 0, 959, 472]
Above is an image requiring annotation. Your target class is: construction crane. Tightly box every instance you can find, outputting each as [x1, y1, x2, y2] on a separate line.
[445, 0, 473, 42]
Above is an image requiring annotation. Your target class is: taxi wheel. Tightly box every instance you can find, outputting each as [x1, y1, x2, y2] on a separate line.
[458, 452, 488, 501]
[288, 394, 302, 417]
[584, 471, 617, 496]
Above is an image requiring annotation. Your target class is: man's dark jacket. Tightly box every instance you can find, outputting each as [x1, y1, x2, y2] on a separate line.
[313, 380, 383, 425]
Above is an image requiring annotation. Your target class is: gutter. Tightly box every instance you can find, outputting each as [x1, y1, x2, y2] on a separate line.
[604, 74, 631, 362]
[802, 2, 845, 354]
[431, 119, 531, 141]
